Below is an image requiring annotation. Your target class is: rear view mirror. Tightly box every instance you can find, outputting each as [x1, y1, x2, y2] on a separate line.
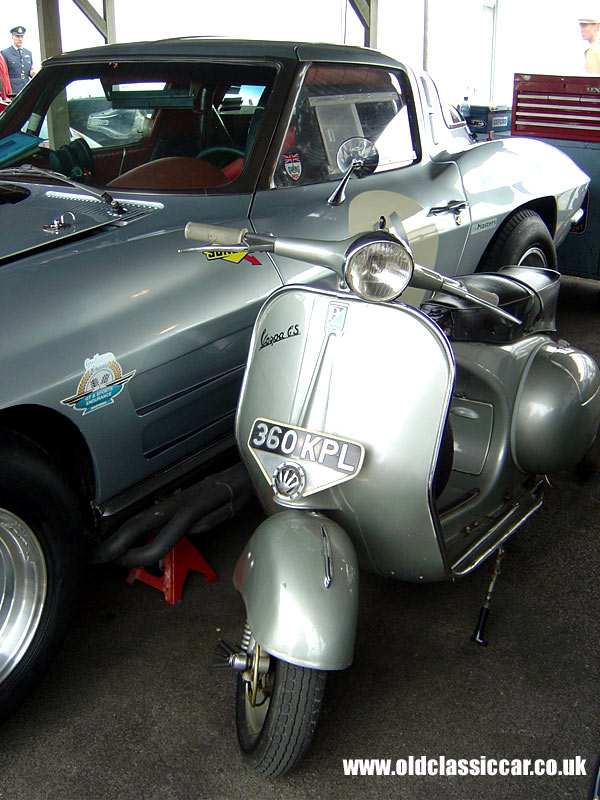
[336, 137, 379, 177]
[328, 137, 379, 206]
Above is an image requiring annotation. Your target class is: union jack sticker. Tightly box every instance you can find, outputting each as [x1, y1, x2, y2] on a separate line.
[283, 151, 302, 180]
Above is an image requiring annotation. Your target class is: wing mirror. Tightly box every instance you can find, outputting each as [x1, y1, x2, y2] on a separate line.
[327, 137, 379, 206]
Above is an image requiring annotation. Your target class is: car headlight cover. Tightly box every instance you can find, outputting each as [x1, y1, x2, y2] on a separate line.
[344, 239, 414, 302]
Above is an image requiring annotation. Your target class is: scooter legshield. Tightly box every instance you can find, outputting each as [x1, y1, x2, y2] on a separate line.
[233, 509, 358, 670]
[237, 286, 455, 582]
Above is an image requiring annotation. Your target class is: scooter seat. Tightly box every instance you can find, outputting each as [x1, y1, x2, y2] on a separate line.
[420, 266, 560, 344]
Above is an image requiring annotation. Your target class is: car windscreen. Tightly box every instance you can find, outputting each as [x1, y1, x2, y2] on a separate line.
[0, 60, 277, 191]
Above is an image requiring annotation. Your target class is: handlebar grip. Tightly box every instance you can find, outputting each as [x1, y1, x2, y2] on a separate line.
[184, 222, 248, 245]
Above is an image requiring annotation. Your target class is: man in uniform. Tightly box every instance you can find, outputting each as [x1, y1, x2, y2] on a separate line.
[1, 26, 35, 97]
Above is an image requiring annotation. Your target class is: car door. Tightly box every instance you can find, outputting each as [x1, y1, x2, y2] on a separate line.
[2, 62, 285, 505]
[250, 61, 470, 294]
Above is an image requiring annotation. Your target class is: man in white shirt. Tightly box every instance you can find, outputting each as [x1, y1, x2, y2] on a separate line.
[579, 14, 600, 72]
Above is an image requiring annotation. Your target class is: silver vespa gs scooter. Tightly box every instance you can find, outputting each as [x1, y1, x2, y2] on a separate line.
[185, 173, 600, 777]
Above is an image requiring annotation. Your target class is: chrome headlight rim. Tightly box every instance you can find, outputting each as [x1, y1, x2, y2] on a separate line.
[343, 235, 415, 303]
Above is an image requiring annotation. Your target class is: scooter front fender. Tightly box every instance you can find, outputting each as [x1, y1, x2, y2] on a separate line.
[233, 510, 358, 670]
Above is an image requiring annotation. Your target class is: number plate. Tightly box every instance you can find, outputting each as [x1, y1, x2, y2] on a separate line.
[248, 418, 365, 499]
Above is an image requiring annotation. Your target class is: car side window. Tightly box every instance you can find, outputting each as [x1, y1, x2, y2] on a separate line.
[274, 64, 417, 188]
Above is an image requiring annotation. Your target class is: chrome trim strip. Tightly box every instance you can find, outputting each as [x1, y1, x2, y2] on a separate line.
[46, 190, 164, 209]
[321, 524, 333, 589]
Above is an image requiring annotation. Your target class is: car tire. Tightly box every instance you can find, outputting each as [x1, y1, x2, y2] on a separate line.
[0, 431, 84, 724]
[477, 209, 557, 271]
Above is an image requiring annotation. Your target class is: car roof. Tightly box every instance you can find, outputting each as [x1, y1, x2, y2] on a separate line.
[44, 37, 406, 71]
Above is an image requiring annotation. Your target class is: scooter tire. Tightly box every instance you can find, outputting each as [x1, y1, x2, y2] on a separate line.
[236, 656, 327, 776]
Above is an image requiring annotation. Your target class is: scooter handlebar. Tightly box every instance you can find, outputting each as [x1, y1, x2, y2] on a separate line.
[182, 223, 518, 322]
[184, 222, 345, 273]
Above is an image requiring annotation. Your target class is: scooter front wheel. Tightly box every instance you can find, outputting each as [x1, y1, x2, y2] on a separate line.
[235, 638, 327, 776]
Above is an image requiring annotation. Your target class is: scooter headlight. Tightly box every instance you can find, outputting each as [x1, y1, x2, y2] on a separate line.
[344, 238, 414, 302]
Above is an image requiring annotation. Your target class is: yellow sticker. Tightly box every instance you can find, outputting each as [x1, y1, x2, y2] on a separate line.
[205, 249, 249, 263]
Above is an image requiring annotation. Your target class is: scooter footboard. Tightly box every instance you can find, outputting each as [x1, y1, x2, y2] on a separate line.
[233, 510, 358, 670]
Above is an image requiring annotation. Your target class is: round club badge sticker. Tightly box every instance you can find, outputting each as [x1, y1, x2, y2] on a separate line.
[61, 352, 136, 415]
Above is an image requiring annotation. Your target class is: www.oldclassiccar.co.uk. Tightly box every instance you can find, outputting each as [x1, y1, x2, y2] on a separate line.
[342, 755, 588, 778]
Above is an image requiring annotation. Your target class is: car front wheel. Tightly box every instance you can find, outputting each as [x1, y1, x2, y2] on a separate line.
[0, 432, 83, 724]
[477, 209, 557, 271]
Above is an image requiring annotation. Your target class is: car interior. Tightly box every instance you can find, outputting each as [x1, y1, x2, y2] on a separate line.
[5, 62, 275, 191]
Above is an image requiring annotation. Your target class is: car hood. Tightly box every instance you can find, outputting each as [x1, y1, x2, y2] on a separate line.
[0, 179, 162, 263]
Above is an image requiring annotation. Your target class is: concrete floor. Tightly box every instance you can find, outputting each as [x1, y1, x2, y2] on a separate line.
[0, 276, 599, 800]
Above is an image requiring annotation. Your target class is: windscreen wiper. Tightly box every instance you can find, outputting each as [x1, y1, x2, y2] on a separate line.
[0, 164, 127, 214]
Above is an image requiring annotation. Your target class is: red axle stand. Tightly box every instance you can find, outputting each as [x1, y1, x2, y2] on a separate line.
[127, 535, 218, 605]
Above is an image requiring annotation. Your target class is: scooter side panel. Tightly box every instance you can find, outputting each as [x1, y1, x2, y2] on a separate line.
[513, 341, 600, 473]
[233, 510, 359, 670]
[236, 287, 455, 581]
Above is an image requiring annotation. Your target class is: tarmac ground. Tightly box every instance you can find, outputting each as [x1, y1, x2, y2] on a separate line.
[0, 275, 599, 800]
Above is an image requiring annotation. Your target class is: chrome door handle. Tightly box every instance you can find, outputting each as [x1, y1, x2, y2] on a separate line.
[428, 199, 469, 225]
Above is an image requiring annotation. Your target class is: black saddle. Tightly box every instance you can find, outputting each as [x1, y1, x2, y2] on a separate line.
[421, 266, 560, 343]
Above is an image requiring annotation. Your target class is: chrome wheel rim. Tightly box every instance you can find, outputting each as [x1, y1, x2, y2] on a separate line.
[518, 246, 549, 268]
[0, 509, 47, 682]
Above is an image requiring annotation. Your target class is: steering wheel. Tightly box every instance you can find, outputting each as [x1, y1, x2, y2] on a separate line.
[49, 138, 95, 179]
[196, 145, 245, 168]
[70, 138, 95, 173]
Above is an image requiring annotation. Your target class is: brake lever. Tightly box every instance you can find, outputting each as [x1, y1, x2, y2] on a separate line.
[413, 264, 522, 325]
[439, 281, 522, 325]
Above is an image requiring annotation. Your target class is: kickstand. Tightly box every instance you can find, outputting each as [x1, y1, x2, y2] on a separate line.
[471, 545, 505, 646]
